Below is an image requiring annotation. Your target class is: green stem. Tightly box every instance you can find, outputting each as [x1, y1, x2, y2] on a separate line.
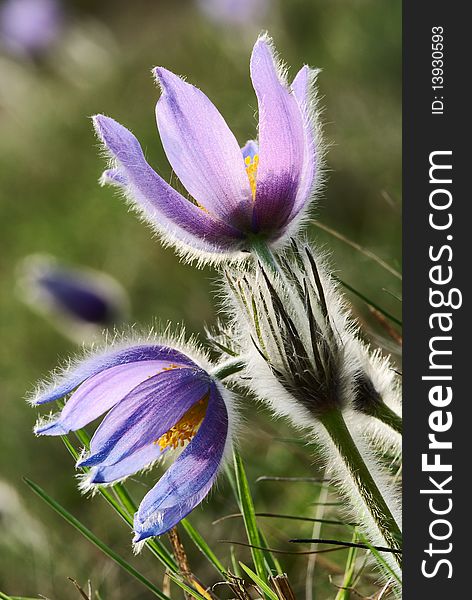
[368, 402, 402, 435]
[249, 237, 280, 274]
[319, 409, 402, 568]
[210, 358, 245, 380]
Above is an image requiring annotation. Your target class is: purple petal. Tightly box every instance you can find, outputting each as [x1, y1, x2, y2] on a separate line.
[79, 367, 210, 468]
[32, 344, 195, 405]
[133, 383, 228, 539]
[291, 65, 310, 108]
[87, 443, 165, 485]
[289, 65, 319, 220]
[36, 360, 173, 436]
[154, 68, 253, 230]
[100, 168, 128, 188]
[93, 115, 244, 254]
[250, 37, 306, 234]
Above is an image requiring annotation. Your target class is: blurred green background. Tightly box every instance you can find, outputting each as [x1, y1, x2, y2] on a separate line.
[0, 0, 401, 597]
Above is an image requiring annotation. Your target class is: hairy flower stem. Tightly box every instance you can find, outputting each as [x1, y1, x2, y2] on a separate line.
[366, 403, 402, 435]
[249, 238, 281, 274]
[211, 358, 245, 380]
[357, 384, 403, 435]
[319, 409, 402, 569]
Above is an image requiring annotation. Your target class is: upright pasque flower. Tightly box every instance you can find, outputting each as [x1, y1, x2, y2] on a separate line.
[94, 34, 321, 263]
[0, 0, 63, 58]
[30, 338, 234, 542]
[18, 255, 129, 343]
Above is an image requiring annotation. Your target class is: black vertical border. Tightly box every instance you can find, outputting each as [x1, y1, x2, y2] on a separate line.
[403, 2, 469, 597]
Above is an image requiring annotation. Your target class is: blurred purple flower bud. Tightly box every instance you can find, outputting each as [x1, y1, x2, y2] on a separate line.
[196, 0, 268, 26]
[0, 0, 63, 58]
[18, 255, 129, 342]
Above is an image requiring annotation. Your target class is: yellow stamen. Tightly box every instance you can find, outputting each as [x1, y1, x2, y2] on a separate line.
[155, 393, 209, 451]
[147, 363, 182, 379]
[196, 201, 209, 213]
[245, 154, 259, 200]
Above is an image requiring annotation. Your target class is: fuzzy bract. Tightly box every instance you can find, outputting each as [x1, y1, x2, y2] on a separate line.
[31, 339, 233, 541]
[224, 242, 363, 426]
[94, 34, 322, 264]
[224, 240, 402, 437]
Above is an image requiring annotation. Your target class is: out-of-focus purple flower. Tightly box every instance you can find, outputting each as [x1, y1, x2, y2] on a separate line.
[0, 0, 63, 58]
[94, 34, 321, 263]
[18, 255, 129, 342]
[196, 0, 268, 26]
[31, 340, 233, 541]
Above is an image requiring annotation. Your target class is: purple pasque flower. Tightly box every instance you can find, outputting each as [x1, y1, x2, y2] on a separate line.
[31, 339, 233, 540]
[196, 0, 269, 26]
[0, 0, 63, 58]
[94, 34, 321, 263]
[18, 255, 129, 343]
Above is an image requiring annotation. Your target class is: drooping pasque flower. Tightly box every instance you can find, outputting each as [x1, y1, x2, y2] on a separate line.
[31, 337, 235, 542]
[0, 0, 63, 59]
[94, 34, 322, 263]
[18, 254, 129, 342]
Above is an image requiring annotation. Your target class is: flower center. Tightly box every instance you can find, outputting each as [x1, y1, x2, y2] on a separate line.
[155, 392, 209, 451]
[245, 154, 259, 200]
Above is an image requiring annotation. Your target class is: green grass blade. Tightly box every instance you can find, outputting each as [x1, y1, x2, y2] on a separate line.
[165, 574, 208, 600]
[257, 530, 283, 575]
[336, 276, 402, 326]
[357, 533, 402, 587]
[227, 455, 282, 575]
[335, 529, 359, 600]
[311, 219, 402, 280]
[238, 563, 278, 600]
[112, 482, 138, 516]
[107, 483, 177, 572]
[61, 433, 177, 572]
[1, 594, 39, 600]
[232, 450, 267, 581]
[230, 546, 241, 577]
[224, 463, 238, 496]
[23, 477, 170, 600]
[181, 519, 227, 576]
